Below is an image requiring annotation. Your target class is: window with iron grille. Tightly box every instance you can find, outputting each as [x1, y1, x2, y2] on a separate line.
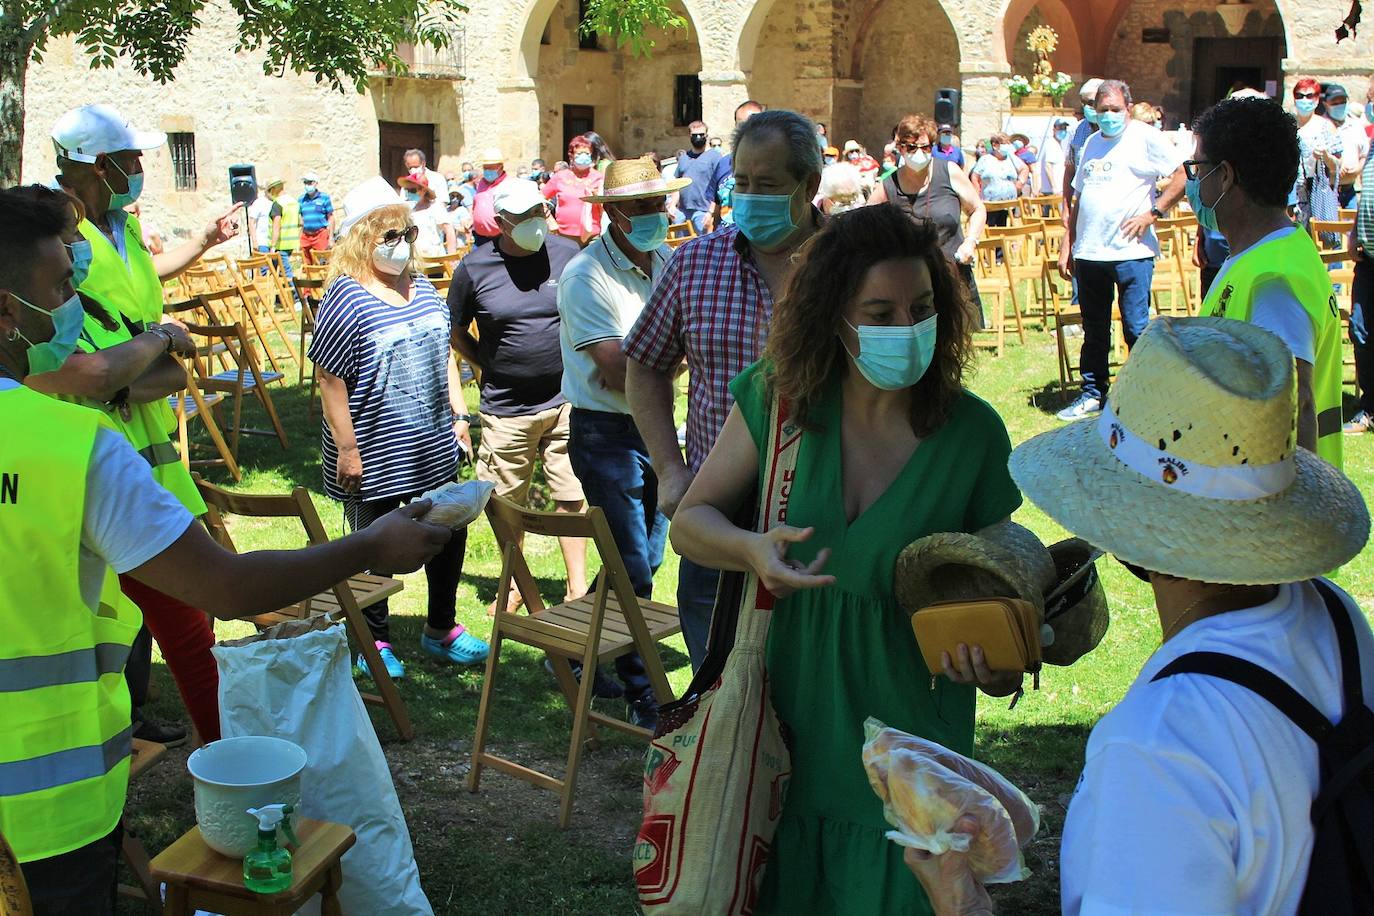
[674, 75, 702, 127]
[168, 132, 197, 191]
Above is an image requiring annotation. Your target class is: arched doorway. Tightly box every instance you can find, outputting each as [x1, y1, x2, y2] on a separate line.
[854, 0, 960, 153]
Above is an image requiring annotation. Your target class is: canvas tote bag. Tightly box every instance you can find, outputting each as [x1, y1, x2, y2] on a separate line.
[634, 394, 801, 914]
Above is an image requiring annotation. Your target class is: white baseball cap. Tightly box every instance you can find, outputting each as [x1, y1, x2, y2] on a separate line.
[492, 179, 546, 216]
[301, 171, 321, 184]
[338, 176, 406, 237]
[52, 104, 166, 163]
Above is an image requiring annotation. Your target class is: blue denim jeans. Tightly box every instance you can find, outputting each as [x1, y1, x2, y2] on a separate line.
[1074, 257, 1154, 401]
[676, 557, 719, 673]
[682, 209, 710, 235]
[568, 408, 668, 700]
[1351, 258, 1374, 415]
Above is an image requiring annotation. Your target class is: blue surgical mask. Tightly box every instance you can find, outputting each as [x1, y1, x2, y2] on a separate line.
[1185, 164, 1227, 233]
[997, 144, 1014, 157]
[66, 239, 93, 288]
[404, 190, 421, 203]
[1083, 105, 1100, 125]
[103, 158, 143, 208]
[483, 168, 502, 183]
[938, 133, 952, 146]
[620, 212, 669, 252]
[1012, 140, 1025, 150]
[842, 313, 938, 390]
[1328, 103, 1348, 122]
[14, 292, 85, 376]
[1367, 102, 1374, 122]
[1097, 111, 1127, 138]
[823, 155, 837, 165]
[732, 186, 800, 250]
[572, 152, 593, 169]
[305, 184, 319, 197]
[1295, 98, 1318, 116]
[1055, 129, 1068, 141]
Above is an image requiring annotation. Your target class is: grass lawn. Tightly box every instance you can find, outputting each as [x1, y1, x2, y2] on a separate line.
[121, 319, 1374, 915]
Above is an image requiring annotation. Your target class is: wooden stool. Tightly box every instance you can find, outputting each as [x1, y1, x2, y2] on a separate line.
[151, 817, 355, 915]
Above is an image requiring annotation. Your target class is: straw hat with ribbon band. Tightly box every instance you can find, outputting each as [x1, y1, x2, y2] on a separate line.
[580, 157, 691, 204]
[894, 522, 1110, 667]
[398, 172, 436, 200]
[1010, 316, 1369, 585]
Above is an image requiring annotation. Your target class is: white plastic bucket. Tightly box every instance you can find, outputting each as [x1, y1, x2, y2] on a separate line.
[187, 735, 307, 857]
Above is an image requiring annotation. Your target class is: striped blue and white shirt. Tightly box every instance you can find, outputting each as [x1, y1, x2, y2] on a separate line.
[308, 275, 458, 501]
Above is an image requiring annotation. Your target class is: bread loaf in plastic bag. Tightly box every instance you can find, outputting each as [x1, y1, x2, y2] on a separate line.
[418, 480, 494, 529]
[862, 717, 1039, 884]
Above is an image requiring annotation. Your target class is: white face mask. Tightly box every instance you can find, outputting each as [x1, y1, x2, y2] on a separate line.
[509, 217, 548, 252]
[371, 241, 412, 275]
[903, 150, 931, 170]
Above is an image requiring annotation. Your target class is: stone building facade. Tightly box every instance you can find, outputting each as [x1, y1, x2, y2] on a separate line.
[19, 0, 1369, 240]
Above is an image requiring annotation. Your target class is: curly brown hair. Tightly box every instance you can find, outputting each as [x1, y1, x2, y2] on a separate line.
[762, 205, 975, 437]
[895, 113, 937, 145]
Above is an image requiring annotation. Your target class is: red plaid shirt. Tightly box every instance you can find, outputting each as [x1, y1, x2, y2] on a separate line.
[624, 224, 774, 471]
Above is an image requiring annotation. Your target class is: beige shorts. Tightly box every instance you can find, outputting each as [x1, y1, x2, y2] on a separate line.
[476, 402, 585, 505]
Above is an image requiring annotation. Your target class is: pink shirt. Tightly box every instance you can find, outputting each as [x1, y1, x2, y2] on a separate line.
[471, 172, 507, 238]
[543, 167, 605, 238]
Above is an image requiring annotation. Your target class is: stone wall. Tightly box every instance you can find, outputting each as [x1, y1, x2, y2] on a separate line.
[855, 0, 962, 154]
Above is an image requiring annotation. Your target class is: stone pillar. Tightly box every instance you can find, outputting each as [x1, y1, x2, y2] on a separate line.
[470, 77, 540, 163]
[1279, 7, 1372, 101]
[960, 60, 1013, 143]
[831, 79, 865, 150]
[700, 70, 751, 137]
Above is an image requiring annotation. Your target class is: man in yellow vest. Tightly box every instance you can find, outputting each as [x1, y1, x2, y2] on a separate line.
[0, 189, 452, 913]
[267, 177, 302, 279]
[1191, 95, 1344, 469]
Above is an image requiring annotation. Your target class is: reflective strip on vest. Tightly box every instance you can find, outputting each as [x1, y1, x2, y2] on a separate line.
[0, 643, 130, 693]
[278, 200, 302, 250]
[0, 726, 132, 798]
[1201, 227, 1343, 470]
[138, 440, 181, 468]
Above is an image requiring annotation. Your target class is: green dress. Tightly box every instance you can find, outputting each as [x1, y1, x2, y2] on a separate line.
[729, 362, 1022, 915]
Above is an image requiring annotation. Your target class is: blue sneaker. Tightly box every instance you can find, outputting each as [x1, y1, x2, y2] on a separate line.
[420, 627, 490, 665]
[357, 642, 405, 680]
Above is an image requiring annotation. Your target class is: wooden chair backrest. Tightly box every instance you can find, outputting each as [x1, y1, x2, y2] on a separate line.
[1310, 219, 1355, 252]
[182, 265, 231, 294]
[196, 477, 327, 552]
[990, 223, 1040, 266]
[298, 262, 329, 281]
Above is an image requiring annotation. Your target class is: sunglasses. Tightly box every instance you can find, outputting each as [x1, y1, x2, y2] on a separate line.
[381, 225, 420, 246]
[896, 141, 932, 153]
[1294, 91, 1319, 100]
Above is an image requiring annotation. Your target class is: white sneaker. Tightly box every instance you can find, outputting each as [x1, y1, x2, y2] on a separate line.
[1056, 395, 1102, 422]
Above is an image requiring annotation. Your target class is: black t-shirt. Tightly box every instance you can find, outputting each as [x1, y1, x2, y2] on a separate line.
[448, 235, 579, 416]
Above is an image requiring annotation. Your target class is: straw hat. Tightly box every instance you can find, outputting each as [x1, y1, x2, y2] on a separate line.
[479, 147, 504, 166]
[580, 157, 691, 203]
[1010, 316, 1370, 585]
[398, 172, 436, 200]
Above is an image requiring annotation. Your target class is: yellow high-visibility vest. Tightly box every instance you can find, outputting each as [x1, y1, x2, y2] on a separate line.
[1202, 227, 1343, 469]
[0, 384, 141, 862]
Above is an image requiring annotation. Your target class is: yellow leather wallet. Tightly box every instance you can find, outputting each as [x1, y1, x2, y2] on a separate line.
[910, 597, 1043, 678]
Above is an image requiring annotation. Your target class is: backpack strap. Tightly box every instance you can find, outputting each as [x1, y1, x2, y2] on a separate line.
[1312, 578, 1365, 716]
[1151, 652, 1333, 742]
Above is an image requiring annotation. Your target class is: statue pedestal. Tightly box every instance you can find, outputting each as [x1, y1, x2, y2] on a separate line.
[1011, 93, 1066, 111]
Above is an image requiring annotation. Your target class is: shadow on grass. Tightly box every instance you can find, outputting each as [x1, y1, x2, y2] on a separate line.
[1027, 379, 1076, 417]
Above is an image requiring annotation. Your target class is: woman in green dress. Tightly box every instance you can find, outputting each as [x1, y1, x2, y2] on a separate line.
[670, 205, 1024, 914]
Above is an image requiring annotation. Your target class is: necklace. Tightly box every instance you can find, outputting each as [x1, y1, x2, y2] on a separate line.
[1159, 585, 1275, 643]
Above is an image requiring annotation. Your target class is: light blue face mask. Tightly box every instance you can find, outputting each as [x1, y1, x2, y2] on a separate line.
[842, 313, 938, 390]
[1367, 102, 1374, 123]
[732, 185, 800, 250]
[482, 168, 502, 183]
[1185, 163, 1226, 233]
[66, 239, 93, 288]
[1012, 140, 1025, 150]
[1328, 103, 1348, 122]
[572, 152, 593, 169]
[13, 292, 85, 376]
[620, 212, 669, 252]
[103, 157, 144, 209]
[404, 190, 421, 203]
[997, 144, 1014, 158]
[1083, 105, 1100, 125]
[1295, 98, 1318, 116]
[1097, 111, 1127, 138]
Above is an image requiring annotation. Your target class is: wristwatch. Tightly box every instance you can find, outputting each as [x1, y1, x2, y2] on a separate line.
[451, 412, 472, 423]
[146, 324, 175, 353]
[1149, 206, 1165, 219]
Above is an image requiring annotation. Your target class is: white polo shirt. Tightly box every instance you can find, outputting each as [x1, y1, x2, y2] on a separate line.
[556, 229, 672, 414]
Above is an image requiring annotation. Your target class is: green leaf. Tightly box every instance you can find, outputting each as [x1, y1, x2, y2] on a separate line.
[579, 0, 685, 58]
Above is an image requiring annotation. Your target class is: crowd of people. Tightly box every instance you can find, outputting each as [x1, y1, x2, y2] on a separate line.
[3, 69, 1374, 914]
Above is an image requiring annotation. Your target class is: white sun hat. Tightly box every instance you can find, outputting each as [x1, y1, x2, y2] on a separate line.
[52, 104, 166, 163]
[479, 147, 504, 166]
[338, 176, 406, 237]
[1010, 316, 1369, 585]
[491, 179, 546, 216]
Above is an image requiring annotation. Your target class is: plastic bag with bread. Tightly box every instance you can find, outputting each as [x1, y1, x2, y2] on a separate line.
[418, 480, 495, 529]
[861, 717, 1039, 884]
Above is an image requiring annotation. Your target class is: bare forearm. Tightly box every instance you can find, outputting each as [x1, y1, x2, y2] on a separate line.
[669, 504, 756, 573]
[24, 333, 169, 401]
[319, 374, 359, 450]
[154, 236, 212, 282]
[451, 329, 482, 371]
[586, 340, 628, 392]
[1155, 169, 1187, 213]
[127, 356, 188, 403]
[626, 359, 687, 477]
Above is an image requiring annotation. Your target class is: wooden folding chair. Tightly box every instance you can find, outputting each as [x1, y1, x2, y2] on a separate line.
[117, 738, 167, 906]
[294, 277, 324, 407]
[469, 495, 681, 827]
[971, 237, 1025, 356]
[195, 286, 293, 379]
[161, 351, 241, 481]
[1149, 225, 1192, 317]
[993, 223, 1047, 331]
[229, 258, 300, 372]
[181, 318, 289, 457]
[666, 221, 696, 248]
[983, 199, 1022, 227]
[181, 264, 231, 296]
[417, 251, 466, 279]
[0, 827, 31, 916]
[305, 249, 333, 266]
[194, 477, 414, 740]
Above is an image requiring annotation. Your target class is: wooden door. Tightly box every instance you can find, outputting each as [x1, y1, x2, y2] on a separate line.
[1190, 38, 1283, 120]
[378, 121, 436, 185]
[563, 105, 595, 156]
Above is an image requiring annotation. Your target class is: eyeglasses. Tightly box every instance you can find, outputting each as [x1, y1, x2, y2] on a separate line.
[381, 225, 420, 246]
[1181, 159, 1216, 180]
[1294, 91, 1319, 100]
[896, 141, 933, 153]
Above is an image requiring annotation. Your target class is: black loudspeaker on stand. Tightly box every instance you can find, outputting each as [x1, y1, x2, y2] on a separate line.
[229, 163, 258, 257]
[935, 88, 961, 128]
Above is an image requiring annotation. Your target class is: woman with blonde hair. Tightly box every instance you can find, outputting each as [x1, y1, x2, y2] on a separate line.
[309, 179, 489, 679]
[670, 205, 1023, 913]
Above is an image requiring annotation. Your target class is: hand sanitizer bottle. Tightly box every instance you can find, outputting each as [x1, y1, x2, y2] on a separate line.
[243, 804, 295, 893]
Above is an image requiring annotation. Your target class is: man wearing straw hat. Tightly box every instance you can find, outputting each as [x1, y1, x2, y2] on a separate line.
[907, 316, 1372, 915]
[553, 158, 691, 729]
[1188, 95, 1344, 469]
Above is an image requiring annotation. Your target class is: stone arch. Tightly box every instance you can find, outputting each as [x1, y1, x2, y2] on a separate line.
[510, 0, 710, 80]
[1000, 0, 1084, 75]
